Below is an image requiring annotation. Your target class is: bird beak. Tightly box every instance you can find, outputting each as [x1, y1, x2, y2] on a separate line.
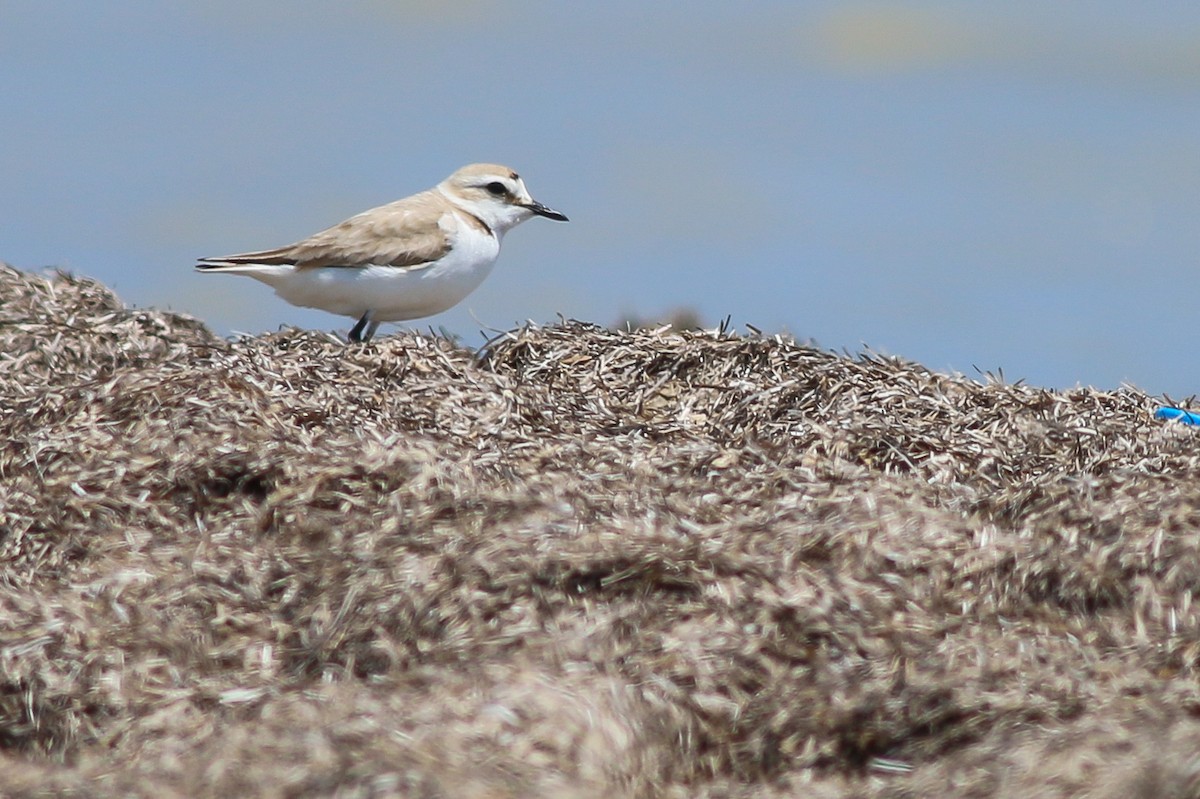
[521, 200, 569, 222]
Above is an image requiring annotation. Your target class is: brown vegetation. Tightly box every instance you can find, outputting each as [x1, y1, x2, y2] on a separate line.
[3, 263, 1200, 797]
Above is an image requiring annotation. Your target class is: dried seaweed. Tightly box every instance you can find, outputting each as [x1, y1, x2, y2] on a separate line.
[2, 262, 1200, 797]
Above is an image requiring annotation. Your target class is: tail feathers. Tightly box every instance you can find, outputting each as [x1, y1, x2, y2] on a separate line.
[197, 246, 299, 266]
[194, 260, 292, 275]
[195, 261, 247, 272]
[196, 243, 301, 272]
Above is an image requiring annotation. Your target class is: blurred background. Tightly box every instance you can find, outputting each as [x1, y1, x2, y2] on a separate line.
[3, 2, 1199, 395]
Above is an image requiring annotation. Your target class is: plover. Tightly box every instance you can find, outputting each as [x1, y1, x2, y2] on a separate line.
[196, 163, 567, 342]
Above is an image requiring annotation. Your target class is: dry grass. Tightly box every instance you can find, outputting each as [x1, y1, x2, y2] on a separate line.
[3, 262, 1200, 798]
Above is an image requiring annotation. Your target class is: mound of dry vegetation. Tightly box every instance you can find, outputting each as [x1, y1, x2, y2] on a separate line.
[3, 263, 1200, 798]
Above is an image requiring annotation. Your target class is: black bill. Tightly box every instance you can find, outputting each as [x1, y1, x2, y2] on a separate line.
[522, 200, 569, 222]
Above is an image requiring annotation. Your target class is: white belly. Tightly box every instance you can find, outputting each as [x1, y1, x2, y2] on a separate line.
[239, 232, 501, 322]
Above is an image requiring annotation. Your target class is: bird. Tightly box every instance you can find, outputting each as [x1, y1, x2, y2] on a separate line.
[196, 163, 568, 342]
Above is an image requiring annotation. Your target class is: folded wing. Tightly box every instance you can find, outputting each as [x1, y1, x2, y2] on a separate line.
[197, 193, 453, 270]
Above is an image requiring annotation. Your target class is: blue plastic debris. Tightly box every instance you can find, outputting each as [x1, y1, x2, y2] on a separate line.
[1155, 407, 1200, 426]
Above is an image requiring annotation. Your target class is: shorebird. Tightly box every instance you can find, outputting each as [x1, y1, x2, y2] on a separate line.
[196, 163, 567, 342]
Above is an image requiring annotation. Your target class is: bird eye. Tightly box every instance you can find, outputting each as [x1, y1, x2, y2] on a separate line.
[485, 181, 507, 196]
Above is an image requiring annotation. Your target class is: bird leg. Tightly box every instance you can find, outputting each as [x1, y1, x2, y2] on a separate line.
[348, 311, 373, 343]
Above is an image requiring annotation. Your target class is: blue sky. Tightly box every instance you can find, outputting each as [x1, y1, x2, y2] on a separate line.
[4, 2, 1200, 395]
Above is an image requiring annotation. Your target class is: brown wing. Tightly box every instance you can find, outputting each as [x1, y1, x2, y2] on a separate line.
[198, 191, 453, 270]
